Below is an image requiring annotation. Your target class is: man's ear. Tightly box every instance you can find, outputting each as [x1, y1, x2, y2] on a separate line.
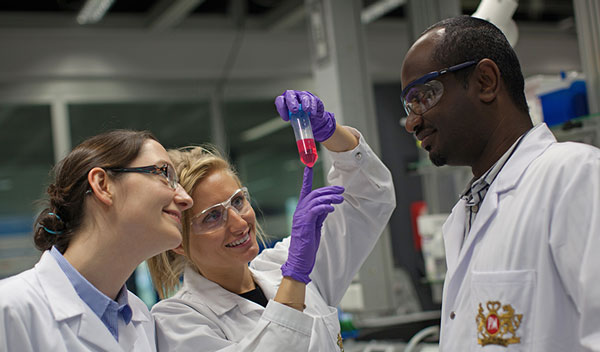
[171, 244, 185, 256]
[475, 58, 501, 104]
[87, 167, 114, 206]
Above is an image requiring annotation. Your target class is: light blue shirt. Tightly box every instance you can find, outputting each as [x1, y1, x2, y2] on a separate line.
[50, 246, 133, 341]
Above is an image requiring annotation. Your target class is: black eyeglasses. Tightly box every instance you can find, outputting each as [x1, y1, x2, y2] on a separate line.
[401, 60, 478, 115]
[106, 164, 179, 189]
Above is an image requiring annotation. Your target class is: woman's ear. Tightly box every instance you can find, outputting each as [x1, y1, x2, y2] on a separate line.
[171, 244, 185, 256]
[475, 58, 501, 104]
[87, 167, 113, 206]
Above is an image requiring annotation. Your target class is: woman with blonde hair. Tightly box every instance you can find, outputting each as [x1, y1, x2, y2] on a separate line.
[149, 90, 396, 351]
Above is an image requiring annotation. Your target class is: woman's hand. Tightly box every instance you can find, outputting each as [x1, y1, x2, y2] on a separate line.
[275, 90, 359, 151]
[280, 167, 344, 284]
[275, 90, 337, 143]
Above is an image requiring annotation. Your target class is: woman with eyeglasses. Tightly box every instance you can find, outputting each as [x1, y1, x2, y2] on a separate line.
[0, 129, 193, 352]
[148, 90, 396, 352]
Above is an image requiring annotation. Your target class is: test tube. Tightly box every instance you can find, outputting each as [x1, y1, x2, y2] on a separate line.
[289, 104, 318, 168]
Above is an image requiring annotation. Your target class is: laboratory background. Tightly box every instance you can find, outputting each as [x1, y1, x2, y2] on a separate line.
[0, 0, 598, 351]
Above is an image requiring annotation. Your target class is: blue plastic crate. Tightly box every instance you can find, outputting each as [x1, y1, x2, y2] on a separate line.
[539, 80, 589, 127]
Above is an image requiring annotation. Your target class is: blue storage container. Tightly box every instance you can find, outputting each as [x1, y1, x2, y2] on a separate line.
[539, 79, 589, 127]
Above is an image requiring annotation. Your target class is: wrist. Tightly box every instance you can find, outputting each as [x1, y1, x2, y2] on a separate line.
[280, 302, 306, 311]
[313, 112, 337, 143]
[321, 124, 359, 152]
[281, 262, 311, 284]
[275, 276, 307, 312]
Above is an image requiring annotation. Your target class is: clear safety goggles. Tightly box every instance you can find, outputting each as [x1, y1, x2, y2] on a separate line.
[401, 60, 477, 116]
[190, 187, 251, 234]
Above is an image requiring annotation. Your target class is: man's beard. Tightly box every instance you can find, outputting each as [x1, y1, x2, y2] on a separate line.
[429, 151, 447, 167]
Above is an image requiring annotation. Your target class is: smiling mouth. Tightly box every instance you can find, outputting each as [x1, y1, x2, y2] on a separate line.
[163, 210, 181, 224]
[225, 233, 250, 248]
[418, 131, 435, 150]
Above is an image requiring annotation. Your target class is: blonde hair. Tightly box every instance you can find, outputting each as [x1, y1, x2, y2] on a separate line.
[147, 145, 267, 299]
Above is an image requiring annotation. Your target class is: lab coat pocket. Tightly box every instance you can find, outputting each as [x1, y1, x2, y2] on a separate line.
[310, 306, 343, 351]
[470, 270, 536, 352]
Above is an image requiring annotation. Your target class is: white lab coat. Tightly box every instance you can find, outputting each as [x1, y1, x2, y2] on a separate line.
[151, 129, 396, 352]
[439, 123, 600, 352]
[0, 251, 156, 352]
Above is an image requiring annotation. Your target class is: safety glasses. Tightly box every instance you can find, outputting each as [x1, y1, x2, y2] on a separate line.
[106, 164, 179, 189]
[190, 187, 251, 235]
[401, 60, 477, 116]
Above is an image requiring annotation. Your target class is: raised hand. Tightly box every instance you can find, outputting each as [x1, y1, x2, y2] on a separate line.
[275, 90, 337, 143]
[280, 167, 344, 283]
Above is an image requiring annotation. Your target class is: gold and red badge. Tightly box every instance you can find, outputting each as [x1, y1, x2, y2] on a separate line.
[476, 301, 523, 346]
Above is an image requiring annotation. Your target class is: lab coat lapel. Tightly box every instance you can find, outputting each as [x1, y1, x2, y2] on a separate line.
[76, 306, 122, 351]
[117, 294, 150, 352]
[442, 199, 467, 276]
[492, 124, 555, 195]
[443, 192, 499, 286]
[463, 124, 556, 256]
[444, 124, 556, 289]
[37, 251, 122, 351]
[250, 267, 279, 300]
[459, 188, 499, 262]
[37, 252, 82, 321]
[183, 265, 264, 317]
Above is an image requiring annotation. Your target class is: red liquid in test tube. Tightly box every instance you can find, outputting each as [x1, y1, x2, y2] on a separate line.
[289, 104, 319, 168]
[296, 138, 318, 168]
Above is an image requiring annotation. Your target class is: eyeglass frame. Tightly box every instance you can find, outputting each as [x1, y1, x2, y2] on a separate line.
[190, 187, 251, 235]
[105, 164, 179, 189]
[401, 60, 478, 115]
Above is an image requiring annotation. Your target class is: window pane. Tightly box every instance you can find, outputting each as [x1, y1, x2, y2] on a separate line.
[69, 102, 212, 150]
[0, 104, 53, 278]
[0, 104, 53, 216]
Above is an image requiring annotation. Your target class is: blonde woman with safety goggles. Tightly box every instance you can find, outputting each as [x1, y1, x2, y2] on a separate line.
[148, 90, 396, 352]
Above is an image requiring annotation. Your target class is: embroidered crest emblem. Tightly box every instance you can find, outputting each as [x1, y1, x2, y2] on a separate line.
[337, 333, 344, 351]
[476, 301, 523, 346]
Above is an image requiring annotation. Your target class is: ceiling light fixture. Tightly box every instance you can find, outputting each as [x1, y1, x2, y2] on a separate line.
[472, 0, 519, 47]
[361, 0, 407, 24]
[76, 0, 116, 25]
[241, 117, 288, 142]
[148, 0, 206, 31]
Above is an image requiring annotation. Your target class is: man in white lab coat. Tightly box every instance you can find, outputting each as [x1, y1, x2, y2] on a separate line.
[400, 15, 600, 351]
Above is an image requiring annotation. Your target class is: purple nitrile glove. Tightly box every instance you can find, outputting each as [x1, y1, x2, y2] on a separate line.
[275, 90, 337, 142]
[281, 167, 344, 284]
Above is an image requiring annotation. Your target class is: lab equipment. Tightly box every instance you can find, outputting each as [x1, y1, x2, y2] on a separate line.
[417, 213, 449, 303]
[539, 73, 589, 126]
[289, 104, 318, 167]
[525, 72, 589, 127]
[472, 0, 519, 47]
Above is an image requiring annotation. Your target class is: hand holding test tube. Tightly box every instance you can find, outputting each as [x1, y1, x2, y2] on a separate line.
[275, 90, 338, 167]
[289, 104, 318, 168]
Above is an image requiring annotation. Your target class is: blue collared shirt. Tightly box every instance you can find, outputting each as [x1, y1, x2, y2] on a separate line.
[50, 246, 133, 341]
